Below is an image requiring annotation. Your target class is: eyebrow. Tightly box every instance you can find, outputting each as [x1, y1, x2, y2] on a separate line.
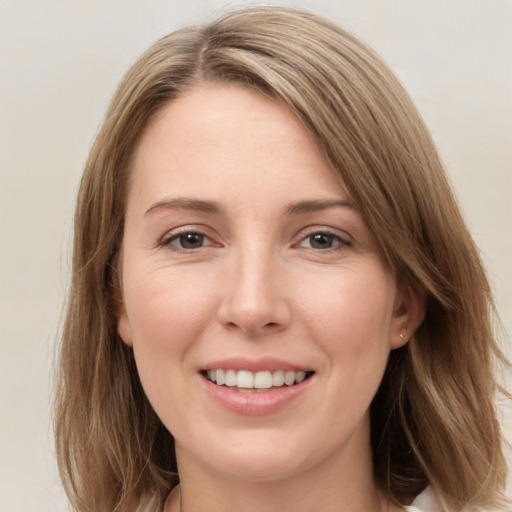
[145, 197, 224, 216]
[145, 196, 354, 217]
[284, 199, 354, 215]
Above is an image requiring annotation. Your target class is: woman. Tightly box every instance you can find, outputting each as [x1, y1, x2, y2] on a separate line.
[54, 6, 508, 512]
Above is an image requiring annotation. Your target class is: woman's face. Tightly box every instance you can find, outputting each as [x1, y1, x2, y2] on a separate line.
[117, 84, 418, 482]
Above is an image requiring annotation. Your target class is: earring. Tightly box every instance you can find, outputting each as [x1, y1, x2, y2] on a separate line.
[399, 332, 406, 342]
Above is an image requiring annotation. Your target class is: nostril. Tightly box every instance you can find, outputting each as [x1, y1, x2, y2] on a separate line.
[223, 319, 281, 332]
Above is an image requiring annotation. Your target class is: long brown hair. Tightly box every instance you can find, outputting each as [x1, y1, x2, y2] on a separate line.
[55, 6, 507, 511]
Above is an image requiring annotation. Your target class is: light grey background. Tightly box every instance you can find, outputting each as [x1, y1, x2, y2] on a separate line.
[0, 1, 510, 510]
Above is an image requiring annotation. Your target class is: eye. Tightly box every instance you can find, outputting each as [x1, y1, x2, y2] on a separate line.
[164, 231, 213, 250]
[298, 231, 350, 250]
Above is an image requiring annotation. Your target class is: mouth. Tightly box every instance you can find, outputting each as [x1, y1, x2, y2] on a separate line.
[201, 369, 315, 393]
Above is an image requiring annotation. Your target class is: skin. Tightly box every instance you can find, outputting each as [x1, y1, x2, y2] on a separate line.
[116, 84, 424, 512]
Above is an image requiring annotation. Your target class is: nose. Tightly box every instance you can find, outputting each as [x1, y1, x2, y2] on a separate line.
[217, 247, 291, 336]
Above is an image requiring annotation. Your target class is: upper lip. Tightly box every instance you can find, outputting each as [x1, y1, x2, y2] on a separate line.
[200, 356, 312, 373]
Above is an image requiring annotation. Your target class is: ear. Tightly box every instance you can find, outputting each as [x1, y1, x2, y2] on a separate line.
[390, 283, 426, 350]
[111, 279, 134, 347]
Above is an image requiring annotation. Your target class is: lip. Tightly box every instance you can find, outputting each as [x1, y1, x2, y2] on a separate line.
[198, 357, 314, 416]
[200, 356, 311, 373]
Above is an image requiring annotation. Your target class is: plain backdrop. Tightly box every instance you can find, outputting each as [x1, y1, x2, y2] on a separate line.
[0, 1, 510, 510]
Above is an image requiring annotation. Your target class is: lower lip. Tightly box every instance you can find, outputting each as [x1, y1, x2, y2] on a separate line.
[200, 375, 312, 416]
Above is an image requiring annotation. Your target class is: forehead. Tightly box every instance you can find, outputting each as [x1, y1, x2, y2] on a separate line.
[128, 83, 346, 208]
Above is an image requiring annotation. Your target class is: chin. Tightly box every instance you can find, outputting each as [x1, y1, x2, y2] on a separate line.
[208, 451, 310, 483]
[178, 426, 338, 484]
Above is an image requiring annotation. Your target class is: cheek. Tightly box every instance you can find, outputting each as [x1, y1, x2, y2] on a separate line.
[302, 272, 395, 431]
[301, 267, 395, 343]
[122, 269, 216, 400]
[298, 266, 396, 387]
[122, 269, 219, 428]
[125, 270, 214, 349]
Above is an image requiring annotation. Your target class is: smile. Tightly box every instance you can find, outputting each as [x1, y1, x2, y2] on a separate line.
[204, 369, 314, 392]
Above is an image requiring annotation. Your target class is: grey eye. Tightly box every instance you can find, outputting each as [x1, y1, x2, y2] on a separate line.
[174, 232, 205, 249]
[308, 233, 336, 249]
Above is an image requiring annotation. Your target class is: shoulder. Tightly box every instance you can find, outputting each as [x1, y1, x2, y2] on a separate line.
[403, 487, 506, 512]
[404, 487, 448, 512]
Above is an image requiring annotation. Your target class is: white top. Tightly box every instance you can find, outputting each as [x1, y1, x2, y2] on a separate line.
[405, 487, 448, 512]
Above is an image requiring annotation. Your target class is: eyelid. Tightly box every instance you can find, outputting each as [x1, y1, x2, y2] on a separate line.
[159, 225, 220, 250]
[293, 226, 352, 250]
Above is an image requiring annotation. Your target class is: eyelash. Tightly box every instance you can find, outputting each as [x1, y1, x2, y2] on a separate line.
[159, 227, 351, 252]
[295, 229, 351, 252]
[160, 228, 216, 251]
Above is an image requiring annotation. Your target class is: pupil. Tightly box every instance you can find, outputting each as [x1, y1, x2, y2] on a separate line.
[310, 233, 332, 249]
[181, 233, 203, 249]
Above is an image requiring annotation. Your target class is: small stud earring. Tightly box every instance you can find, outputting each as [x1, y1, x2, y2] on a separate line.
[399, 332, 406, 341]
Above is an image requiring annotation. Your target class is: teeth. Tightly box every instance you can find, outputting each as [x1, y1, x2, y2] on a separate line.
[272, 370, 285, 386]
[225, 369, 237, 387]
[284, 371, 296, 386]
[236, 370, 254, 388]
[215, 369, 225, 386]
[254, 371, 272, 389]
[205, 369, 311, 389]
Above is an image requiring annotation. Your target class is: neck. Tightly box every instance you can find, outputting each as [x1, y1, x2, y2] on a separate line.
[168, 424, 392, 512]
[167, 477, 389, 512]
